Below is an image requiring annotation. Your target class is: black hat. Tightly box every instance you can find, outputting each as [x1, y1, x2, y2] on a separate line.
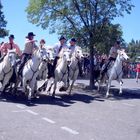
[59, 36, 66, 41]
[9, 34, 15, 39]
[26, 32, 36, 38]
[70, 38, 77, 42]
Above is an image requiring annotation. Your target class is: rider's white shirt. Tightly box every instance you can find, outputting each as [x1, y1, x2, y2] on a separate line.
[109, 46, 118, 58]
[53, 43, 68, 57]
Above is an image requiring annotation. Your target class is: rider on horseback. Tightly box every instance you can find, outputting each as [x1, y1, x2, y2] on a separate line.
[69, 38, 83, 77]
[52, 36, 68, 77]
[0, 34, 21, 61]
[100, 40, 121, 79]
[18, 32, 38, 76]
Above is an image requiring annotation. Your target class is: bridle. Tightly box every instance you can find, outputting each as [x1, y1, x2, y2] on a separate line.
[27, 59, 40, 82]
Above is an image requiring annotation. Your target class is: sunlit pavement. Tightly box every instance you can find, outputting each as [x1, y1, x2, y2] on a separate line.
[0, 78, 140, 140]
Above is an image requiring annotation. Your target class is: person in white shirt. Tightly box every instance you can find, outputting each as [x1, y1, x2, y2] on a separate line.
[69, 38, 83, 77]
[101, 40, 121, 78]
[52, 36, 68, 76]
[18, 32, 38, 76]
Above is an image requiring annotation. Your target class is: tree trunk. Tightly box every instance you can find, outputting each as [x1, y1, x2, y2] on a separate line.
[89, 43, 96, 89]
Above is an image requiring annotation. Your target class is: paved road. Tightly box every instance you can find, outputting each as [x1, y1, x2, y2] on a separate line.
[0, 79, 140, 140]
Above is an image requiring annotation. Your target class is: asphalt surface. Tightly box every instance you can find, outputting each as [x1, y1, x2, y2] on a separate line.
[0, 78, 140, 140]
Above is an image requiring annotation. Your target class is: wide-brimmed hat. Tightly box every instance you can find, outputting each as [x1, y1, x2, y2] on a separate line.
[26, 32, 36, 38]
[9, 34, 15, 39]
[70, 38, 77, 42]
[59, 36, 66, 41]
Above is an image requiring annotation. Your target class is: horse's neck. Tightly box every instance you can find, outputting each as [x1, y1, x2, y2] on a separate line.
[70, 56, 78, 68]
[3, 56, 11, 69]
[57, 58, 67, 71]
[113, 56, 123, 71]
[30, 55, 40, 70]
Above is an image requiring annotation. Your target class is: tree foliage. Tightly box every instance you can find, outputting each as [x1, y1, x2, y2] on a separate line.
[26, 0, 134, 87]
[0, 1, 8, 38]
[126, 39, 140, 62]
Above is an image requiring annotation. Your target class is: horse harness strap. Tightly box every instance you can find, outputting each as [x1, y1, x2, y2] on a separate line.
[28, 61, 39, 82]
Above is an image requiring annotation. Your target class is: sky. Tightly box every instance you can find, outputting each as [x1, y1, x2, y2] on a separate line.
[1, 0, 140, 49]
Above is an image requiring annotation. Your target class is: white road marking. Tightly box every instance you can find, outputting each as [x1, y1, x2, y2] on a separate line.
[122, 103, 135, 107]
[16, 104, 26, 109]
[61, 126, 79, 135]
[42, 117, 56, 124]
[12, 110, 27, 113]
[26, 109, 39, 115]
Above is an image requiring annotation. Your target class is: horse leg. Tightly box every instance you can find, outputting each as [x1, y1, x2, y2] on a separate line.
[22, 77, 28, 97]
[136, 72, 139, 83]
[47, 80, 53, 95]
[68, 80, 75, 95]
[27, 84, 31, 100]
[106, 79, 111, 98]
[119, 79, 123, 94]
[38, 78, 48, 92]
[52, 80, 57, 98]
[0, 75, 11, 95]
[30, 78, 37, 99]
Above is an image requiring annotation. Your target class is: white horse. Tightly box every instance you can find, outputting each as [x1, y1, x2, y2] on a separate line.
[48, 49, 71, 98]
[68, 47, 83, 95]
[22, 49, 47, 100]
[98, 49, 129, 97]
[0, 49, 17, 94]
[38, 49, 54, 80]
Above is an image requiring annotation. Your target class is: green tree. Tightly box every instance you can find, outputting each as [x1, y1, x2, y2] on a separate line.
[96, 23, 123, 54]
[0, 1, 8, 38]
[26, 0, 134, 88]
[127, 39, 140, 62]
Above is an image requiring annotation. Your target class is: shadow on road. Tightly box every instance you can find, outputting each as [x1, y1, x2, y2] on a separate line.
[0, 90, 95, 107]
[74, 82, 140, 100]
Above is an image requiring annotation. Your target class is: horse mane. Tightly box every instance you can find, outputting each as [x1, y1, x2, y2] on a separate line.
[32, 48, 39, 57]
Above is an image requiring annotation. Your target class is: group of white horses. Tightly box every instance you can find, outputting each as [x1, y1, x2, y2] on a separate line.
[0, 47, 129, 101]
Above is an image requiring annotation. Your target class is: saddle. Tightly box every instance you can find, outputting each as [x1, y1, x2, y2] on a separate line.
[100, 61, 114, 80]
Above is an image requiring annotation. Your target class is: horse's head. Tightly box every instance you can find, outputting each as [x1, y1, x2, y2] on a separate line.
[34, 48, 47, 61]
[63, 49, 71, 63]
[118, 49, 129, 61]
[7, 49, 17, 67]
[46, 49, 54, 61]
[74, 47, 83, 60]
